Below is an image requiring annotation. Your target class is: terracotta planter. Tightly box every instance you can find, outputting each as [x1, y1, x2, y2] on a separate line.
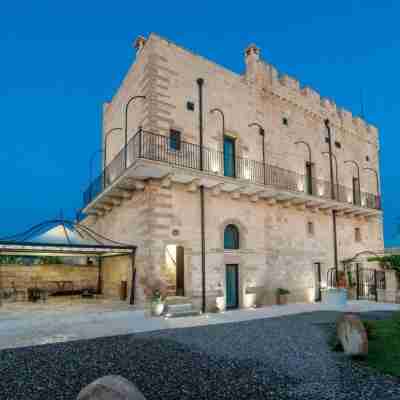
[276, 294, 288, 305]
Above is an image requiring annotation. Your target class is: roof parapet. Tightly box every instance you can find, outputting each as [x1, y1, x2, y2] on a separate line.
[250, 54, 377, 137]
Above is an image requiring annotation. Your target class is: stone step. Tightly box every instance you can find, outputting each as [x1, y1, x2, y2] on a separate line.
[167, 303, 193, 313]
[165, 302, 200, 318]
[165, 309, 200, 318]
[165, 296, 191, 305]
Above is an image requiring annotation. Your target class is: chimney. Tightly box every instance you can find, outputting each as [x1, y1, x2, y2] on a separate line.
[244, 44, 260, 82]
[133, 36, 147, 55]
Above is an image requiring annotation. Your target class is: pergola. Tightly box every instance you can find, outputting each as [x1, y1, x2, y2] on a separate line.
[0, 219, 137, 305]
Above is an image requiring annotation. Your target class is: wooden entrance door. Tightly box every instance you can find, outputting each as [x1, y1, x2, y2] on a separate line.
[223, 136, 235, 178]
[314, 262, 322, 302]
[226, 264, 239, 309]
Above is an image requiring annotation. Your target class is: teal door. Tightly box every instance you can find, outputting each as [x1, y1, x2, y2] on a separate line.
[223, 136, 235, 177]
[226, 264, 239, 309]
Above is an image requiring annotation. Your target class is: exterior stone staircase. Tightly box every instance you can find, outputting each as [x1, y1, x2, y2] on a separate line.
[164, 296, 200, 318]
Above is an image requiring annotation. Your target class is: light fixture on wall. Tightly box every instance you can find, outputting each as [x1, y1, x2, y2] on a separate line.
[243, 164, 252, 180]
[347, 194, 353, 203]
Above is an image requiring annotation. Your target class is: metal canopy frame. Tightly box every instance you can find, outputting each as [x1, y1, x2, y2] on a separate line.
[0, 219, 137, 304]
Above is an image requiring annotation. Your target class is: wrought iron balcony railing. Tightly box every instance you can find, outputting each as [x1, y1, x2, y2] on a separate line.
[83, 130, 382, 211]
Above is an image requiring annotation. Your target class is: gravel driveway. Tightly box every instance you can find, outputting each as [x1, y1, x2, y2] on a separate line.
[1, 311, 399, 400]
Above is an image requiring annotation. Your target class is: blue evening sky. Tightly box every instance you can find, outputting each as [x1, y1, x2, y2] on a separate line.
[0, 1, 399, 245]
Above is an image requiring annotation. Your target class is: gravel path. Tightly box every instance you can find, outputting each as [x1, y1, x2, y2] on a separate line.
[0, 311, 399, 400]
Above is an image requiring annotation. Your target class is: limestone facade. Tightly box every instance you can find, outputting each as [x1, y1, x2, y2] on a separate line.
[84, 33, 384, 310]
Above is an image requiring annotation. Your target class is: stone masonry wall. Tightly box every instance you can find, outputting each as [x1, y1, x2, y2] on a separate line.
[102, 33, 383, 244]
[84, 180, 176, 307]
[0, 264, 98, 294]
[87, 33, 384, 310]
[101, 256, 130, 299]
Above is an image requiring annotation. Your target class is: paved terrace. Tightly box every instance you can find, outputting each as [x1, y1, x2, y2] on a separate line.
[1, 301, 400, 399]
[0, 299, 399, 350]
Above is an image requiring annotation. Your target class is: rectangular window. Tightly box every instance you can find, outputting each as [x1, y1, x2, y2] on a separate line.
[307, 221, 315, 236]
[169, 129, 181, 151]
[355, 227, 362, 242]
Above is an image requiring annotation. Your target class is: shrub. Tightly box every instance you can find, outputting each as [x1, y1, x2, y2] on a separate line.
[276, 288, 290, 295]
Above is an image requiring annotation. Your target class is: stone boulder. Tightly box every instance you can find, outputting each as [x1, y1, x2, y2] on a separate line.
[77, 375, 146, 400]
[336, 313, 368, 357]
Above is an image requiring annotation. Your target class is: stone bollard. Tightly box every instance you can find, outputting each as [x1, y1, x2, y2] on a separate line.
[77, 375, 146, 400]
[336, 313, 368, 357]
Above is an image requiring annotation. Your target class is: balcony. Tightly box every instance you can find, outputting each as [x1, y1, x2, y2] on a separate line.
[83, 130, 381, 216]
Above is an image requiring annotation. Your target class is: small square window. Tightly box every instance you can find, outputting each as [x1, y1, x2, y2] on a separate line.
[186, 101, 195, 111]
[169, 129, 181, 151]
[366, 155, 370, 162]
[355, 227, 362, 242]
[334, 141, 341, 149]
[282, 117, 289, 126]
[307, 221, 315, 236]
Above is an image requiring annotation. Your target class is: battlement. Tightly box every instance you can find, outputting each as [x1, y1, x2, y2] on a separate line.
[120, 34, 378, 142]
[245, 44, 378, 140]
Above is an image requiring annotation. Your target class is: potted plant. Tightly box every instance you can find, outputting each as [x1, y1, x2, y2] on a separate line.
[276, 288, 290, 305]
[150, 289, 165, 316]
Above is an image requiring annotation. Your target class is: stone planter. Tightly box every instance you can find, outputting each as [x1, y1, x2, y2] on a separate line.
[216, 296, 225, 312]
[321, 288, 347, 307]
[276, 294, 288, 305]
[151, 301, 165, 316]
[243, 292, 256, 308]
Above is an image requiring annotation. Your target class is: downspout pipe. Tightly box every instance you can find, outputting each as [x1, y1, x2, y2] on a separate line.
[197, 78, 206, 313]
[295, 140, 313, 194]
[324, 119, 339, 285]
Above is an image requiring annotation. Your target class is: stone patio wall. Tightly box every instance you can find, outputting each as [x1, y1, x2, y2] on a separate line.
[101, 256, 131, 300]
[0, 264, 98, 294]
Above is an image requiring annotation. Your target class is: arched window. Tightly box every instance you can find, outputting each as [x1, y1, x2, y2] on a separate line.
[224, 224, 239, 250]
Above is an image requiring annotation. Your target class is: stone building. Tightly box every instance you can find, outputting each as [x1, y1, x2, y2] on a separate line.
[82, 33, 384, 311]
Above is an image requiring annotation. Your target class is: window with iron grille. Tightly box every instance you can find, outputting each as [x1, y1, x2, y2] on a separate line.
[169, 129, 181, 151]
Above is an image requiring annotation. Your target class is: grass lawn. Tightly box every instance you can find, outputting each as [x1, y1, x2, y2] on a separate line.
[362, 312, 400, 376]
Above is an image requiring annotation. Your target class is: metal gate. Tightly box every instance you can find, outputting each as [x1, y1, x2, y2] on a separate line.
[327, 265, 386, 302]
[346, 264, 386, 301]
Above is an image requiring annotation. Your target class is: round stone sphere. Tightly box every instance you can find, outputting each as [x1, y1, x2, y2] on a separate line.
[77, 375, 146, 400]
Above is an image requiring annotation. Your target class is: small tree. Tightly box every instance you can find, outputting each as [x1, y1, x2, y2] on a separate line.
[368, 255, 400, 273]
